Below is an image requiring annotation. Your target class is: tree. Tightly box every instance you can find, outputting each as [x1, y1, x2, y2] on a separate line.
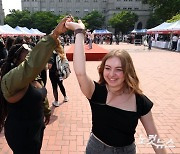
[108, 11, 138, 35]
[146, 13, 162, 29]
[167, 13, 180, 22]
[4, 10, 32, 28]
[31, 11, 58, 34]
[82, 11, 105, 30]
[143, 0, 180, 28]
[4, 10, 58, 34]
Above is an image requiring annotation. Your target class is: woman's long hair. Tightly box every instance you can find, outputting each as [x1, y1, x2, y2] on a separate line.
[55, 38, 66, 59]
[0, 44, 22, 132]
[98, 49, 142, 95]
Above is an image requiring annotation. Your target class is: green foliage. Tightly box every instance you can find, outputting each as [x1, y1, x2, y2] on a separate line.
[4, 10, 32, 28]
[146, 14, 163, 29]
[167, 13, 180, 22]
[82, 11, 105, 30]
[31, 11, 58, 34]
[144, 0, 180, 28]
[4, 10, 58, 34]
[108, 11, 138, 34]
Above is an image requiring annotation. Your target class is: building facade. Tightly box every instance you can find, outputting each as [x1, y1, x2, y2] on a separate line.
[21, 0, 152, 29]
[0, 0, 4, 25]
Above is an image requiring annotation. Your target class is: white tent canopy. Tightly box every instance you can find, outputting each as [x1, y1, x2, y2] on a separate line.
[165, 20, 180, 31]
[0, 24, 23, 36]
[147, 20, 180, 34]
[30, 28, 46, 36]
[93, 29, 112, 35]
[131, 29, 147, 34]
[15, 26, 32, 36]
[0, 24, 46, 36]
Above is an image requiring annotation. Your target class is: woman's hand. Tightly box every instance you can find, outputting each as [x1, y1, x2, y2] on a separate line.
[65, 20, 85, 31]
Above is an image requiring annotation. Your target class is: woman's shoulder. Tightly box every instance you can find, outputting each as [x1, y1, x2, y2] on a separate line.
[136, 93, 154, 116]
[88, 81, 107, 103]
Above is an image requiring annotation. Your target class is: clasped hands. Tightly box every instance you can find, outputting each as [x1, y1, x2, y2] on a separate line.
[53, 15, 85, 38]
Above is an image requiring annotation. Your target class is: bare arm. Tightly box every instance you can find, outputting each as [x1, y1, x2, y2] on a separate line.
[140, 111, 167, 154]
[65, 20, 95, 99]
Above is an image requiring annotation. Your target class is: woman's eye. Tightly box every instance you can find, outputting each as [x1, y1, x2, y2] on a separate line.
[117, 69, 123, 72]
[105, 67, 110, 70]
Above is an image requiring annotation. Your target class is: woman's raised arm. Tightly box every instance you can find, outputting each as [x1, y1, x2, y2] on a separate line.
[65, 20, 95, 99]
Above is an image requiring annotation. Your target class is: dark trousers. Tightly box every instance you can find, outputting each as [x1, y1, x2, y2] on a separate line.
[40, 69, 47, 87]
[49, 73, 66, 101]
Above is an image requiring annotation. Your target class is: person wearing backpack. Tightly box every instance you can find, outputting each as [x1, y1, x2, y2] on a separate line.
[48, 38, 69, 107]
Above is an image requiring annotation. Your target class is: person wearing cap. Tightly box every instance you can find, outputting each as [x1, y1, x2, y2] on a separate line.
[0, 16, 73, 154]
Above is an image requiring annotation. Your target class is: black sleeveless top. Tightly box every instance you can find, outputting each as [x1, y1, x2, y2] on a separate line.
[6, 84, 47, 121]
[88, 81, 153, 147]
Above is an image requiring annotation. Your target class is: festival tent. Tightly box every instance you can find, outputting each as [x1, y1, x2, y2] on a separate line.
[15, 26, 46, 36]
[147, 21, 180, 34]
[131, 29, 147, 34]
[15, 26, 33, 36]
[93, 29, 112, 35]
[30, 28, 46, 36]
[165, 20, 180, 34]
[147, 22, 172, 34]
[0, 24, 23, 36]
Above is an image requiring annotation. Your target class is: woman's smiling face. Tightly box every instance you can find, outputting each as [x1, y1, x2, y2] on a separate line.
[103, 56, 125, 89]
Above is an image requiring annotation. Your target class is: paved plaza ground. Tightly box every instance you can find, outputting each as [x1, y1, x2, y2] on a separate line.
[0, 42, 180, 154]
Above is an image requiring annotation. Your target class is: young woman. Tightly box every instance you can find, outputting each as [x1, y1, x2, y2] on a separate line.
[65, 20, 167, 154]
[48, 39, 69, 107]
[0, 16, 73, 154]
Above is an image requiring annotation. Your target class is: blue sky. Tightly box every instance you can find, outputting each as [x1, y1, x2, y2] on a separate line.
[2, 0, 22, 16]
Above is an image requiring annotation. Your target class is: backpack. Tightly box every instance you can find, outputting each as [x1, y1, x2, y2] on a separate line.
[56, 54, 71, 80]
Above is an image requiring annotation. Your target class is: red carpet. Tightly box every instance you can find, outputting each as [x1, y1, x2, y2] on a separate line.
[66, 43, 108, 61]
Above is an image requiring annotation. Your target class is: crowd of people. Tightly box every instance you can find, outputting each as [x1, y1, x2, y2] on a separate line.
[0, 16, 168, 154]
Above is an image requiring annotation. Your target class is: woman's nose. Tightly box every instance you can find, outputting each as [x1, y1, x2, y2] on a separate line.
[109, 70, 115, 77]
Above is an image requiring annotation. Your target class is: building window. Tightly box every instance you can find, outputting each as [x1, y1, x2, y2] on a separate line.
[33, 7, 38, 11]
[84, 9, 89, 12]
[41, 8, 47, 11]
[94, 0, 97, 2]
[50, 8, 55, 12]
[116, 7, 121, 10]
[24, 7, 29, 10]
[66, 9, 71, 14]
[76, 9, 80, 13]
[84, 0, 88, 2]
[134, 8, 139, 10]
[59, 0, 63, 2]
[123, 7, 127, 9]
[128, 7, 132, 10]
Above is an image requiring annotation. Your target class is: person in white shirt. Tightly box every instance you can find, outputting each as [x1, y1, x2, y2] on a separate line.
[172, 35, 178, 51]
[176, 36, 180, 52]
